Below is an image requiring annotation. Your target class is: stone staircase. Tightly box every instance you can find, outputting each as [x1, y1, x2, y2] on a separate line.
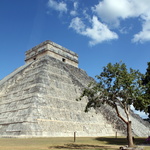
[0, 55, 149, 137]
[0, 55, 116, 137]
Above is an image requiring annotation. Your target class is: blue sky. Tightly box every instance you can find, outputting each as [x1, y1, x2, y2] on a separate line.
[0, 0, 150, 118]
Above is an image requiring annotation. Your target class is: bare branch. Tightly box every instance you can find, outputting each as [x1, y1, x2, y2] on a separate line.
[114, 103, 128, 124]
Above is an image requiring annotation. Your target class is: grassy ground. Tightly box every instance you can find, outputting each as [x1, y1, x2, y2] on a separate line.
[0, 137, 149, 150]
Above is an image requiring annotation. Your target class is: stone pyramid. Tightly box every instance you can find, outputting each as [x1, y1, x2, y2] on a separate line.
[0, 40, 149, 137]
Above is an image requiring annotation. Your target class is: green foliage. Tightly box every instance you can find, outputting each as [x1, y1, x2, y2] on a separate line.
[78, 62, 148, 119]
[78, 61, 149, 147]
[141, 62, 150, 113]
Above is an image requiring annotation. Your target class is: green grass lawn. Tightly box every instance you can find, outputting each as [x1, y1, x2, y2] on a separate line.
[0, 137, 149, 150]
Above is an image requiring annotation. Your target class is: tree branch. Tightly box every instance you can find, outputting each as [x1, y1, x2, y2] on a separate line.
[114, 103, 128, 124]
[124, 102, 130, 122]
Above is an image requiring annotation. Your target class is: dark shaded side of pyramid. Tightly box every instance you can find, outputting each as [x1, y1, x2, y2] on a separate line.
[0, 55, 149, 137]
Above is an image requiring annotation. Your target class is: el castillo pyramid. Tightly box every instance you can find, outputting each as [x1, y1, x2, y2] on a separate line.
[0, 40, 149, 137]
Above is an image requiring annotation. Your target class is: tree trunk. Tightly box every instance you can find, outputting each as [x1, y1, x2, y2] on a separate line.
[127, 121, 134, 147]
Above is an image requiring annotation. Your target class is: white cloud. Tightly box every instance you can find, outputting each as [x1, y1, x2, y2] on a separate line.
[48, 0, 67, 14]
[69, 17, 85, 33]
[92, 0, 133, 27]
[70, 2, 78, 16]
[93, 0, 150, 43]
[119, 26, 133, 34]
[47, 0, 150, 45]
[83, 10, 92, 22]
[70, 10, 77, 16]
[73, 1, 78, 10]
[85, 16, 118, 46]
[93, 0, 150, 26]
[132, 20, 150, 43]
[69, 16, 118, 46]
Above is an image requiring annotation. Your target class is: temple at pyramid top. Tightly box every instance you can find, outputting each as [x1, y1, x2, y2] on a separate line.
[25, 40, 78, 68]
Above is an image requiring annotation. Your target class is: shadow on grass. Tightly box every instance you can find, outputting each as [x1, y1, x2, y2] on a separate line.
[95, 137, 146, 145]
[48, 137, 147, 149]
[49, 143, 117, 149]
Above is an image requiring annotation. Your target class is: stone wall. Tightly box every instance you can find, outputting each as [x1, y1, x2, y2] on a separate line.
[0, 55, 117, 137]
[0, 41, 149, 137]
[25, 40, 78, 68]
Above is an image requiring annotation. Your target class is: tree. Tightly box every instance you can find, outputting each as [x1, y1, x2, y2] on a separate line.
[78, 62, 147, 147]
[142, 62, 150, 118]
